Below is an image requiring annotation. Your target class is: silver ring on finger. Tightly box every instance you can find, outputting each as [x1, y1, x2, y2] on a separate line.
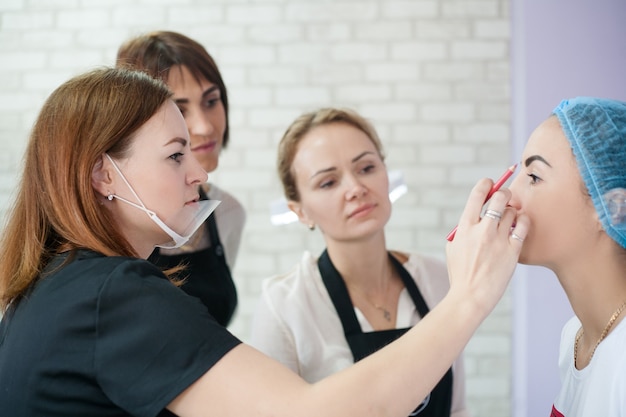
[511, 232, 524, 243]
[484, 209, 502, 221]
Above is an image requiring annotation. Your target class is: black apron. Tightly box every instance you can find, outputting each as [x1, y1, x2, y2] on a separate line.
[318, 249, 453, 417]
[148, 189, 237, 326]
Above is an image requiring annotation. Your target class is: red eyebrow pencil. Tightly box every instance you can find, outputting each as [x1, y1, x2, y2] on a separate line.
[446, 163, 518, 241]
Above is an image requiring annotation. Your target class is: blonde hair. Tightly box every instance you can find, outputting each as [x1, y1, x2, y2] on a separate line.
[277, 107, 385, 201]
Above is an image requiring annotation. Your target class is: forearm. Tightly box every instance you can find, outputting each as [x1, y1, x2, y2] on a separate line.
[170, 290, 487, 417]
[309, 291, 485, 417]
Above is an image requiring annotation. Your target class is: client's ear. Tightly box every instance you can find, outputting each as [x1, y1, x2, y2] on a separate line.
[604, 187, 626, 229]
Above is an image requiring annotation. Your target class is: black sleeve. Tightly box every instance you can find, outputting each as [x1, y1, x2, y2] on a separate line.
[94, 259, 241, 417]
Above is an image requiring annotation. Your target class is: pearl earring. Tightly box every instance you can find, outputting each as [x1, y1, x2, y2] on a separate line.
[107, 193, 114, 201]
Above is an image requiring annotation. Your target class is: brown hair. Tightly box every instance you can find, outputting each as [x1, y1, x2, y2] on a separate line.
[116, 31, 230, 148]
[0, 67, 172, 310]
[277, 107, 386, 202]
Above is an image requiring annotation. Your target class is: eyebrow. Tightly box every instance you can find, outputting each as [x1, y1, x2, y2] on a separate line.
[309, 151, 375, 179]
[524, 155, 552, 167]
[165, 137, 188, 147]
[174, 85, 220, 105]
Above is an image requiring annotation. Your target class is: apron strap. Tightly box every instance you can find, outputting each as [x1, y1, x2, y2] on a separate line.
[317, 249, 361, 334]
[388, 254, 430, 317]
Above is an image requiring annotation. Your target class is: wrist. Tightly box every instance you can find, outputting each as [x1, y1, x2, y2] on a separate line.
[443, 287, 494, 326]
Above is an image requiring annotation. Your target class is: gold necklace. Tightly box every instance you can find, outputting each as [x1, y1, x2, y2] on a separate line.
[368, 301, 392, 322]
[353, 290, 393, 322]
[574, 299, 626, 366]
[356, 269, 395, 323]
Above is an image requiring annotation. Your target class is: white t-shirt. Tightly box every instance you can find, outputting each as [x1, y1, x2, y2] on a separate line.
[250, 250, 470, 417]
[551, 315, 626, 417]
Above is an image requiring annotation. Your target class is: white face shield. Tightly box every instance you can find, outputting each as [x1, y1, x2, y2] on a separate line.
[105, 154, 219, 249]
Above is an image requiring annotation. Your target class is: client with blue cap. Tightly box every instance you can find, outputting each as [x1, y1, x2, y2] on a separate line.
[507, 97, 626, 417]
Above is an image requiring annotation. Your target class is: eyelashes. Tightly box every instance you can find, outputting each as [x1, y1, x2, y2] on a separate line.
[317, 164, 378, 190]
[527, 173, 541, 185]
[169, 152, 184, 163]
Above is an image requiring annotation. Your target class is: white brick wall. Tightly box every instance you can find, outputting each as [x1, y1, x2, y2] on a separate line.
[0, 1, 512, 415]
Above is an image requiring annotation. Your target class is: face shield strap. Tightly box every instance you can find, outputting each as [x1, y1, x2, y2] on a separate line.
[107, 191, 188, 247]
[105, 153, 150, 210]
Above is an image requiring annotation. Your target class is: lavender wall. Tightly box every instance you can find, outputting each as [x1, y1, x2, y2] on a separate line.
[511, 0, 626, 416]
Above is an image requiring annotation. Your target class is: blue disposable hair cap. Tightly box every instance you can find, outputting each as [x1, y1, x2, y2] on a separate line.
[553, 97, 626, 249]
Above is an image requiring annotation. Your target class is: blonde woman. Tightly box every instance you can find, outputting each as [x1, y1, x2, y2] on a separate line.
[251, 108, 470, 416]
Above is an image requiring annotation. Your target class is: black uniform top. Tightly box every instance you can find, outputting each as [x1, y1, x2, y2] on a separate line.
[0, 250, 241, 417]
[149, 188, 238, 326]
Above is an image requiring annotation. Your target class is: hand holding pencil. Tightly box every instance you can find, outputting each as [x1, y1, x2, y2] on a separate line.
[444, 167, 529, 318]
[446, 164, 518, 241]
